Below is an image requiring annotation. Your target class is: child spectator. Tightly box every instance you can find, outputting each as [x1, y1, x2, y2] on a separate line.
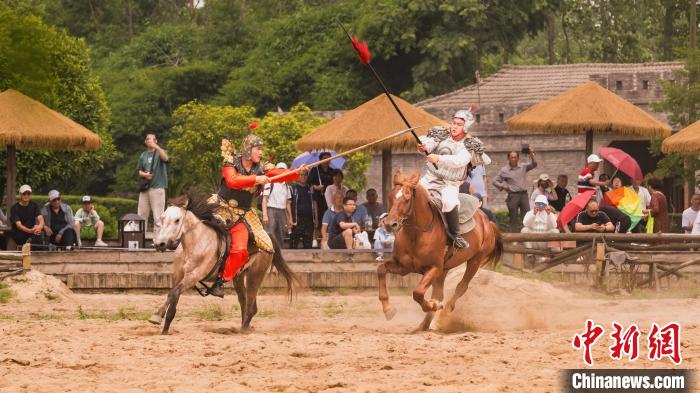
[74, 196, 108, 247]
[373, 213, 394, 261]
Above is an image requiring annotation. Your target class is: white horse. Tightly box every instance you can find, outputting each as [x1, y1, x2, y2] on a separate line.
[148, 192, 298, 335]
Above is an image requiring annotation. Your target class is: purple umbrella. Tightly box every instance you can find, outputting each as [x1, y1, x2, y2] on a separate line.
[292, 151, 345, 170]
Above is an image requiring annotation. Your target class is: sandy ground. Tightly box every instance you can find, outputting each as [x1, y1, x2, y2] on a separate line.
[0, 269, 698, 393]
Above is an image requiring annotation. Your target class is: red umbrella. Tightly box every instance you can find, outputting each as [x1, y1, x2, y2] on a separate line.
[557, 190, 596, 229]
[598, 147, 643, 181]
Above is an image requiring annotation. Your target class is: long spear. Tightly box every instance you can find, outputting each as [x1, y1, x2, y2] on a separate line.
[337, 19, 437, 169]
[268, 125, 423, 182]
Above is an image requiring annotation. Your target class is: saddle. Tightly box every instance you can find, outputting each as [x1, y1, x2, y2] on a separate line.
[430, 193, 481, 236]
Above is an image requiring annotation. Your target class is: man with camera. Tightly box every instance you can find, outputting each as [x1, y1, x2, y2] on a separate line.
[137, 133, 169, 239]
[493, 146, 537, 231]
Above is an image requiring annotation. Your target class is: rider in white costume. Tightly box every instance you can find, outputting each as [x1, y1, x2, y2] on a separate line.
[418, 109, 490, 249]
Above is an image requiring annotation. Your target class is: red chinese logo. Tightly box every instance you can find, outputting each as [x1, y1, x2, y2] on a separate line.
[609, 322, 640, 361]
[648, 322, 682, 365]
[572, 319, 605, 366]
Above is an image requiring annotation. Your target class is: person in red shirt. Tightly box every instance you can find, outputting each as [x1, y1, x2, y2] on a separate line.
[577, 154, 608, 194]
[208, 134, 301, 297]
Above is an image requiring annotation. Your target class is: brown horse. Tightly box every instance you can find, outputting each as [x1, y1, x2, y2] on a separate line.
[380, 171, 503, 331]
[148, 192, 298, 335]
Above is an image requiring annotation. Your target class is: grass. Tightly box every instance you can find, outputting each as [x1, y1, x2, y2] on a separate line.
[193, 303, 225, 321]
[256, 310, 274, 318]
[76, 305, 150, 321]
[0, 283, 15, 304]
[42, 289, 58, 301]
[323, 301, 345, 318]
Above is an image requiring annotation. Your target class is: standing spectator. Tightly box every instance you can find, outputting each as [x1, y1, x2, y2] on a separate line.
[577, 154, 607, 194]
[682, 194, 700, 234]
[530, 174, 558, 205]
[469, 164, 488, 206]
[321, 191, 343, 249]
[493, 149, 537, 231]
[459, 180, 475, 195]
[550, 174, 572, 212]
[373, 213, 394, 261]
[327, 197, 361, 249]
[289, 171, 316, 249]
[574, 200, 614, 233]
[262, 162, 293, 246]
[632, 178, 652, 210]
[324, 170, 348, 211]
[361, 188, 385, 239]
[0, 207, 8, 250]
[137, 133, 169, 238]
[74, 196, 108, 246]
[41, 190, 78, 249]
[521, 195, 559, 250]
[474, 193, 496, 223]
[309, 152, 336, 219]
[10, 184, 43, 247]
[596, 174, 611, 201]
[647, 177, 669, 233]
[346, 189, 367, 229]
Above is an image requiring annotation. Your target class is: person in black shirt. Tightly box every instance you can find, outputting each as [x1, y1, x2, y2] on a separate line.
[599, 205, 631, 233]
[550, 174, 572, 212]
[574, 200, 614, 233]
[10, 184, 44, 246]
[41, 190, 78, 249]
[328, 197, 360, 249]
[290, 171, 317, 249]
[308, 152, 336, 222]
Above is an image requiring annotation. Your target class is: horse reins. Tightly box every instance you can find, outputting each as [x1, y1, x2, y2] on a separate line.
[395, 187, 435, 233]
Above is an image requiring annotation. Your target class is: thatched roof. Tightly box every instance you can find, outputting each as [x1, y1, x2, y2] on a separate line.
[506, 81, 671, 138]
[661, 119, 700, 153]
[0, 89, 101, 150]
[297, 94, 448, 152]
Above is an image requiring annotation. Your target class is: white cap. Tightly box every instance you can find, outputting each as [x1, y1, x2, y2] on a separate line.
[276, 162, 288, 169]
[18, 184, 31, 194]
[48, 190, 60, 201]
[378, 213, 388, 220]
[534, 173, 550, 183]
[587, 154, 603, 163]
[534, 195, 549, 206]
[82, 195, 93, 203]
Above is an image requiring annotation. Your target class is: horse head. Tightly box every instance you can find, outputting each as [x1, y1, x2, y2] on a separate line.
[386, 170, 421, 233]
[154, 195, 190, 252]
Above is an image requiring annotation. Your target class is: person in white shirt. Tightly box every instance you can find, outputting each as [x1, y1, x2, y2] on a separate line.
[521, 194, 559, 250]
[632, 178, 652, 209]
[262, 162, 293, 246]
[682, 194, 700, 234]
[468, 164, 488, 206]
[324, 170, 348, 212]
[373, 213, 395, 261]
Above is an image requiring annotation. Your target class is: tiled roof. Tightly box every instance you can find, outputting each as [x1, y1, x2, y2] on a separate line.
[417, 62, 683, 111]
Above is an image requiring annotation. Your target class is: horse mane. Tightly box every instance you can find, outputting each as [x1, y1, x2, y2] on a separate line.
[170, 190, 218, 223]
[392, 170, 421, 189]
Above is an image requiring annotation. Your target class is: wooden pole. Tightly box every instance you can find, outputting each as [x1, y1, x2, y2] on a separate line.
[503, 232, 700, 242]
[585, 129, 593, 156]
[382, 149, 392, 208]
[691, 0, 697, 50]
[6, 144, 16, 212]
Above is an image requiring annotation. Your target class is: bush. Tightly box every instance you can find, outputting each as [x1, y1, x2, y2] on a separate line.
[31, 195, 138, 240]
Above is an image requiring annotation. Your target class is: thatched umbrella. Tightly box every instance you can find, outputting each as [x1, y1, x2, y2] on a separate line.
[507, 81, 671, 155]
[661, 119, 700, 153]
[297, 93, 447, 205]
[0, 89, 102, 210]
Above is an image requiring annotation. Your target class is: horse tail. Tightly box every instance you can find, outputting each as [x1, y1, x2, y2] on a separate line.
[269, 234, 301, 301]
[486, 221, 503, 267]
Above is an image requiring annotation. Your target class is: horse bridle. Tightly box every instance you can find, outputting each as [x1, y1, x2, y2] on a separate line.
[393, 187, 435, 233]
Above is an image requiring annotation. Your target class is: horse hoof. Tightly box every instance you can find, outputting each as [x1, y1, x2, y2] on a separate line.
[384, 307, 397, 321]
[148, 314, 162, 325]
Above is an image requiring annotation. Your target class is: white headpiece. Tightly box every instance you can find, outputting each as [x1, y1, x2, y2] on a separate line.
[453, 109, 475, 129]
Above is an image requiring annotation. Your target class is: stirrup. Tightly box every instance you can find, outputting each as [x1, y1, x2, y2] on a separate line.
[452, 236, 469, 249]
[207, 278, 226, 298]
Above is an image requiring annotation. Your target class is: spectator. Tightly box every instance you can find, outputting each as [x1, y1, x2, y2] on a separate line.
[137, 133, 169, 238]
[74, 196, 107, 247]
[10, 184, 43, 247]
[469, 164, 488, 206]
[474, 193, 496, 223]
[0, 207, 8, 249]
[521, 195, 558, 250]
[373, 213, 394, 261]
[41, 190, 78, 249]
[493, 149, 537, 231]
[647, 177, 669, 233]
[550, 174, 572, 212]
[262, 162, 293, 246]
[321, 191, 343, 249]
[309, 152, 336, 219]
[632, 178, 652, 210]
[458, 180, 475, 194]
[599, 205, 631, 233]
[289, 170, 317, 249]
[577, 154, 607, 194]
[596, 173, 611, 201]
[531, 174, 558, 205]
[346, 189, 367, 229]
[324, 170, 347, 211]
[327, 196, 361, 249]
[574, 200, 614, 233]
[682, 194, 700, 234]
[361, 188, 385, 239]
[610, 176, 623, 190]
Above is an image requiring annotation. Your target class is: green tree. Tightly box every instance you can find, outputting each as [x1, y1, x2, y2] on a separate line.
[0, 6, 116, 194]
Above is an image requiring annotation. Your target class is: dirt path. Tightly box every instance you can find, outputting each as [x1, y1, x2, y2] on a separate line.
[0, 270, 697, 392]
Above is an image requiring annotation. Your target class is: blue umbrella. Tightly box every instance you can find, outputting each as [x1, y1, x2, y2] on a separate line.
[292, 151, 345, 170]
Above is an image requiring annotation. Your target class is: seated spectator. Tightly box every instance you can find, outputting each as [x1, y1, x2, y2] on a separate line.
[683, 194, 700, 234]
[321, 191, 343, 249]
[574, 200, 614, 233]
[74, 196, 107, 247]
[596, 173, 611, 201]
[10, 184, 44, 247]
[531, 174, 558, 206]
[41, 190, 78, 249]
[346, 189, 367, 229]
[521, 195, 559, 250]
[324, 170, 347, 212]
[474, 193, 496, 223]
[373, 213, 395, 261]
[550, 175, 571, 212]
[361, 188, 385, 240]
[327, 197, 360, 249]
[647, 177, 669, 233]
[599, 205, 631, 233]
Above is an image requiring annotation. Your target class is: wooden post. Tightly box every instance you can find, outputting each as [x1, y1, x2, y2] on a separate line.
[6, 144, 16, 212]
[513, 253, 523, 270]
[585, 130, 593, 156]
[21, 242, 31, 270]
[382, 149, 392, 208]
[595, 241, 605, 287]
